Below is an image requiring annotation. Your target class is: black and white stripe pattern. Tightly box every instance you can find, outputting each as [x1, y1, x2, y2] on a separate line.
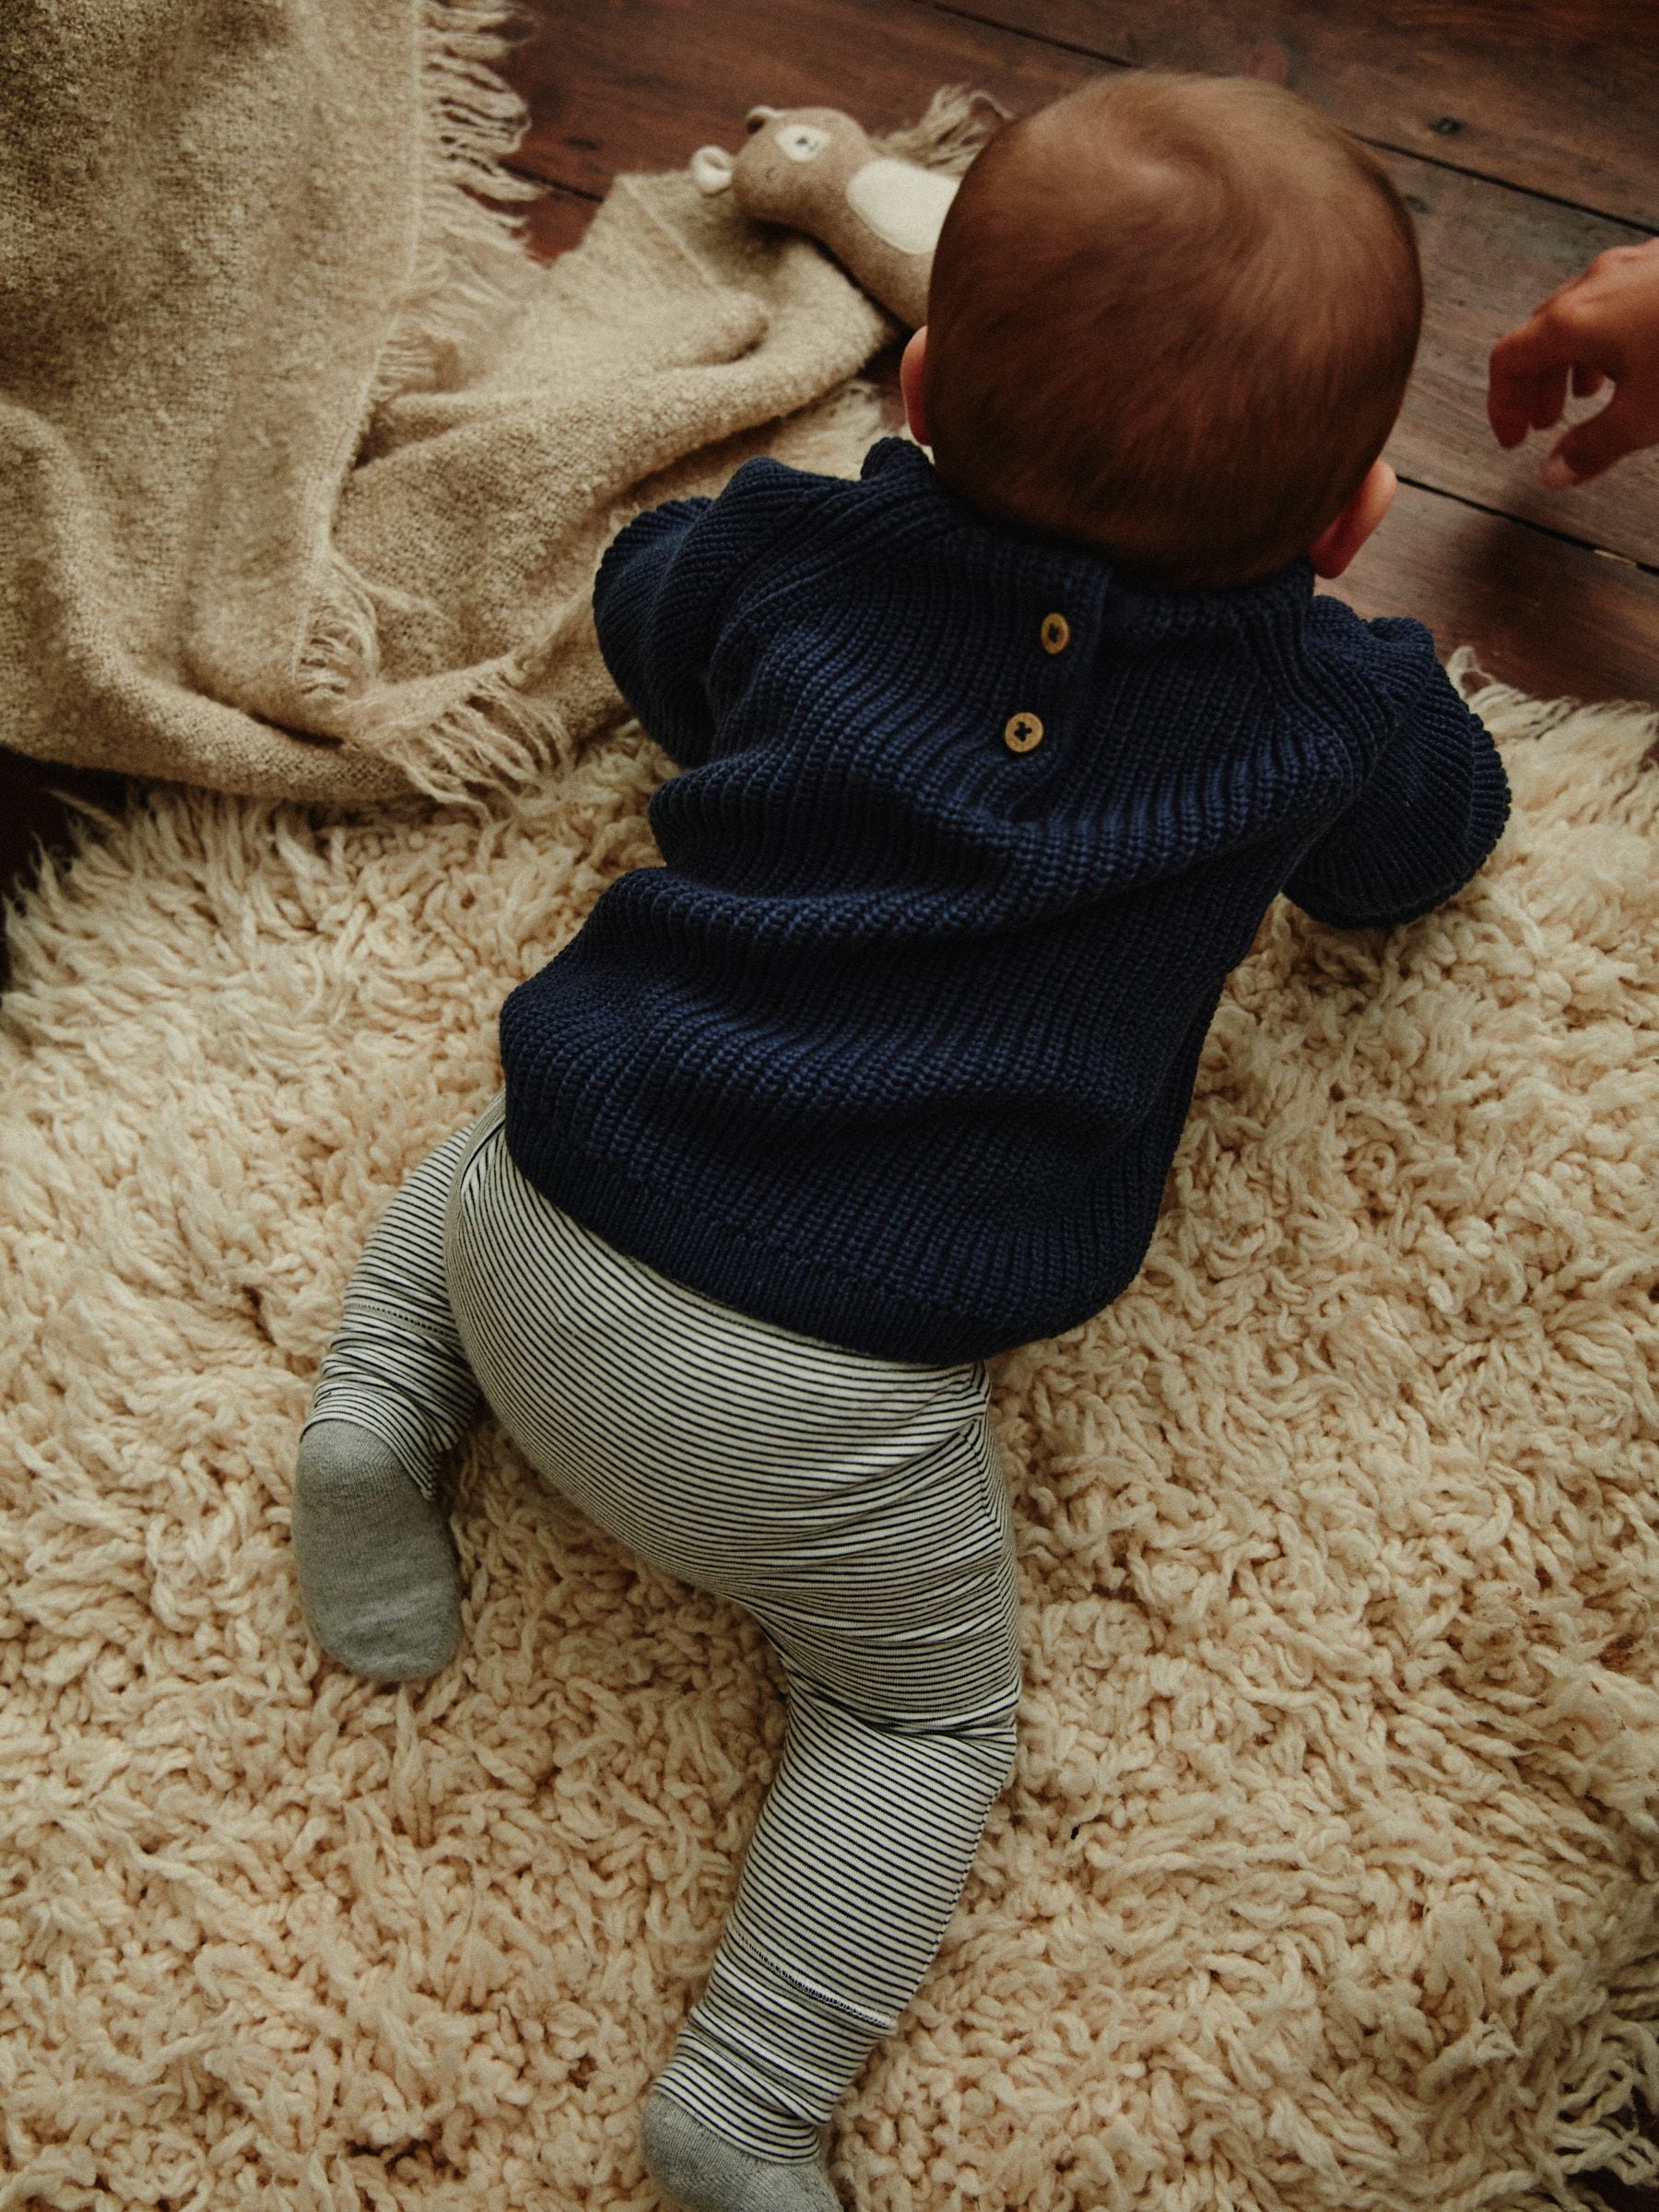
[307, 1092, 1022, 2160]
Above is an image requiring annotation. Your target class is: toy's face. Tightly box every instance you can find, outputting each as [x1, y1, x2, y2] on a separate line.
[681, 102, 948, 326]
[689, 105, 858, 198]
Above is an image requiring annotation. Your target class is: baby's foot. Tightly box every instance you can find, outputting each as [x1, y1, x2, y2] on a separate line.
[291, 1421, 462, 1680]
[641, 2091, 842, 2211]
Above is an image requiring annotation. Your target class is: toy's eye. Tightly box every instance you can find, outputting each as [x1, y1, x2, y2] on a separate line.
[777, 124, 830, 163]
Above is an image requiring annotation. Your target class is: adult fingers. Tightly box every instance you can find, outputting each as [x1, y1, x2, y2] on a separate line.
[1543, 378, 1659, 484]
[1488, 314, 1576, 444]
[1488, 344, 1571, 446]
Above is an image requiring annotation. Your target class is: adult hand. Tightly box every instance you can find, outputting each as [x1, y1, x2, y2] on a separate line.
[1488, 236, 1659, 486]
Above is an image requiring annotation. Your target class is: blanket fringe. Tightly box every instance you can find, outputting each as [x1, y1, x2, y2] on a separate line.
[296, 549, 384, 704]
[362, 376, 890, 798]
[300, 61, 997, 765]
[371, 0, 543, 409]
[347, 658, 572, 806]
[298, 0, 540, 711]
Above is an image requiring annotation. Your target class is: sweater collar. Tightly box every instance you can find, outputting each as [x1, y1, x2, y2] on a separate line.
[858, 436, 1316, 641]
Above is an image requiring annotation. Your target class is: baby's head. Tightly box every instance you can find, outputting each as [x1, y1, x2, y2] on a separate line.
[911, 72, 1423, 589]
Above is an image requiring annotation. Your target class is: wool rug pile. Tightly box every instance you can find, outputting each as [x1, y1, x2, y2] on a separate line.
[2, 665, 1655, 2210]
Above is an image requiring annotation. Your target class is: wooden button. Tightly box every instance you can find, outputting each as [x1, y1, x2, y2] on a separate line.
[1004, 711, 1044, 753]
[1041, 612, 1070, 654]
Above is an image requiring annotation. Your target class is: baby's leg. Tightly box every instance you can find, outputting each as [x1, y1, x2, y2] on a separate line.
[441, 1126, 1018, 2206]
[294, 1117, 488, 1679]
[648, 1416, 1020, 2201]
[645, 1681, 1017, 2210]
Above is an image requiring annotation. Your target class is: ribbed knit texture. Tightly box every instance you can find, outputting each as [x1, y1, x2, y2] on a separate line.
[498, 439, 1511, 1362]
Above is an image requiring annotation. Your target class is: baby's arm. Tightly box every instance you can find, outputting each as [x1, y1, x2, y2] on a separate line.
[592, 498, 720, 766]
[1283, 639, 1511, 930]
[593, 459, 816, 769]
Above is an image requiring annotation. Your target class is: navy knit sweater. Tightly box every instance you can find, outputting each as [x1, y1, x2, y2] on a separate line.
[500, 439, 1510, 1363]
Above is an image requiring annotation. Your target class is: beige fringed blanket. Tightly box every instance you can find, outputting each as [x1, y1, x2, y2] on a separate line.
[0, 0, 975, 802]
[1, 669, 1656, 2209]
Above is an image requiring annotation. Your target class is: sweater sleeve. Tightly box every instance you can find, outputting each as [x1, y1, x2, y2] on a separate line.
[1283, 629, 1512, 930]
[591, 460, 811, 771]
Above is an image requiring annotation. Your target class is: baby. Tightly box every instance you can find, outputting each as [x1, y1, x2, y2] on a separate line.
[292, 70, 1510, 2212]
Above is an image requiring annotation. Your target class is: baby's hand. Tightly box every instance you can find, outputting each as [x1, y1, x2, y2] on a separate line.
[1487, 235, 1659, 486]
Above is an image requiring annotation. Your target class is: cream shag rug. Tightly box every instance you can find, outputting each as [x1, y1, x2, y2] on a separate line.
[3, 665, 1657, 2212]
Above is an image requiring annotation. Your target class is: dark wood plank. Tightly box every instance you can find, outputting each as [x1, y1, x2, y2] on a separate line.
[930, 0, 1659, 230]
[519, 178, 600, 262]
[12, 0, 1655, 994]
[1322, 482, 1659, 707]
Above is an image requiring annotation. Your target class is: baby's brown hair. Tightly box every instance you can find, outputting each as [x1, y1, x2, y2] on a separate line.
[924, 72, 1423, 588]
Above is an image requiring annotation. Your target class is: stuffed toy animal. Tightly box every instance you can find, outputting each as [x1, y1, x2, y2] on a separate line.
[690, 105, 960, 329]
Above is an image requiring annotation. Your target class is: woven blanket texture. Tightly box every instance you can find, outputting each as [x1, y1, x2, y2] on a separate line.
[1, 665, 1655, 2211]
[0, 0, 962, 804]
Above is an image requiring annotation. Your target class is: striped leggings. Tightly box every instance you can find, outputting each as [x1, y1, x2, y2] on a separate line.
[306, 1093, 1022, 2159]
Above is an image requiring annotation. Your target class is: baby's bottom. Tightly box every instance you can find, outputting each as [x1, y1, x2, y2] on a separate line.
[303, 1094, 1021, 2162]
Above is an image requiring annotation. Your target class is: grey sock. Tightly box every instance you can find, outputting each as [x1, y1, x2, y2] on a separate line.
[291, 1420, 462, 1681]
[641, 2091, 841, 2212]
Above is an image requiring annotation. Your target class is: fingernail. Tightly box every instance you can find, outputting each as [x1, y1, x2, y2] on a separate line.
[1539, 454, 1579, 488]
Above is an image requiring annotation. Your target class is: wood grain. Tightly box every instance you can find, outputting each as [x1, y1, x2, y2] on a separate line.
[1382, 149, 1659, 567]
[5, 6, 1648, 2195]
[8, 0, 1658, 993]
[504, 0, 1088, 198]
[929, 0, 1659, 230]
[1322, 483, 1659, 706]
[520, 179, 601, 261]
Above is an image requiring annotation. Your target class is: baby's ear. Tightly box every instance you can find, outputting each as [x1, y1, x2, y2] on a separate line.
[1309, 460, 1398, 579]
[721, 105, 956, 330]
